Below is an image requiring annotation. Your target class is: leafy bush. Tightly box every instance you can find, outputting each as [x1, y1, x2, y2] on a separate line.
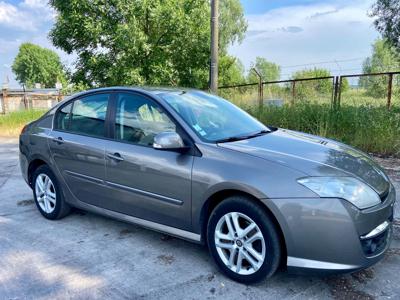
[360, 40, 400, 99]
[290, 68, 349, 101]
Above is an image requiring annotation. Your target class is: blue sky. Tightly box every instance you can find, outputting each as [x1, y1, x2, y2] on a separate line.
[1, 0, 379, 87]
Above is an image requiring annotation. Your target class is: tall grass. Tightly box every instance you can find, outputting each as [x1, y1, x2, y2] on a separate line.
[247, 103, 400, 157]
[0, 110, 46, 137]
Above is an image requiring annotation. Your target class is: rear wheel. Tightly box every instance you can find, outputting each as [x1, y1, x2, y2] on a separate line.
[207, 196, 281, 283]
[32, 165, 70, 220]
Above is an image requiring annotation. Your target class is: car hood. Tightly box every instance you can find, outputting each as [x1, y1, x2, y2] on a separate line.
[218, 129, 390, 196]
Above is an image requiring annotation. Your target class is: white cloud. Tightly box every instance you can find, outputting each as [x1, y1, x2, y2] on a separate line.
[0, 1, 36, 30]
[23, 0, 48, 9]
[21, 0, 55, 20]
[0, 0, 54, 31]
[229, 0, 379, 79]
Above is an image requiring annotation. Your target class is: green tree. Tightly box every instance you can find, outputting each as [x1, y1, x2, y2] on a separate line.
[219, 56, 245, 86]
[291, 68, 349, 100]
[360, 39, 400, 98]
[247, 57, 280, 83]
[12, 43, 66, 88]
[370, 0, 400, 51]
[49, 0, 247, 88]
[219, 0, 247, 51]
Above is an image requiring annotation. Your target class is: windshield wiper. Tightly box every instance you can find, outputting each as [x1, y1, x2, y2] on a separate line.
[215, 130, 271, 143]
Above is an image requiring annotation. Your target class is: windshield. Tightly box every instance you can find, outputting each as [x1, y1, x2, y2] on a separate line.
[160, 91, 269, 142]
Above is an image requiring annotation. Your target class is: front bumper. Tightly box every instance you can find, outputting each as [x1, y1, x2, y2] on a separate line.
[264, 184, 395, 275]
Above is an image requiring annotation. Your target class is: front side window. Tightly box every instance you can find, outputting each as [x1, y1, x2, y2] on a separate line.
[114, 93, 176, 146]
[69, 94, 109, 137]
[55, 103, 72, 130]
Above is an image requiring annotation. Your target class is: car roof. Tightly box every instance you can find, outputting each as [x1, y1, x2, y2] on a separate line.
[71, 86, 196, 98]
[55, 86, 206, 111]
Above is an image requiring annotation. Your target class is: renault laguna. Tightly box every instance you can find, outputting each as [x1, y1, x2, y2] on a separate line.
[19, 87, 395, 283]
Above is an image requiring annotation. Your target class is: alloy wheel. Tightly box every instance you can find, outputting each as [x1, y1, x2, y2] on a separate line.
[214, 212, 266, 275]
[35, 174, 56, 214]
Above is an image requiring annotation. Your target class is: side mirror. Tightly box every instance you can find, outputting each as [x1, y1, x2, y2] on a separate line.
[153, 132, 188, 152]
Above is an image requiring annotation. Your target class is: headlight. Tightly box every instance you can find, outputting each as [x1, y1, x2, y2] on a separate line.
[297, 177, 380, 209]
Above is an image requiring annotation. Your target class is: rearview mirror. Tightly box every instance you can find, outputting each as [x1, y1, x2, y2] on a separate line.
[153, 132, 188, 152]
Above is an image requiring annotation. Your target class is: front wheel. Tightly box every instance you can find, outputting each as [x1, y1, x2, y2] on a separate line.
[207, 196, 281, 283]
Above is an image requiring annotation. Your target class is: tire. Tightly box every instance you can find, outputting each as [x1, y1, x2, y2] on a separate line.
[32, 164, 70, 220]
[207, 196, 281, 283]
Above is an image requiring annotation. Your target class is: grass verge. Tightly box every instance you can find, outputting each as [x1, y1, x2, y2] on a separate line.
[0, 110, 46, 137]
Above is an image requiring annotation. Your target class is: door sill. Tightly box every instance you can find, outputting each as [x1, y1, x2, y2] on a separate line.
[75, 200, 201, 243]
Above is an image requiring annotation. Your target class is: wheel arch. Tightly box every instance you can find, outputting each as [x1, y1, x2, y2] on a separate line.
[27, 155, 51, 188]
[199, 189, 288, 266]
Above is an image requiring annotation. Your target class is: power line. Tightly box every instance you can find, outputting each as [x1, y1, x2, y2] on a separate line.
[280, 57, 365, 69]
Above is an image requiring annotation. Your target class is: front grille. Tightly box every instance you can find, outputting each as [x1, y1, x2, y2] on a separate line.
[361, 226, 391, 257]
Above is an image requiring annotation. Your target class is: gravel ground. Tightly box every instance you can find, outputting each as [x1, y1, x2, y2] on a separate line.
[0, 137, 399, 299]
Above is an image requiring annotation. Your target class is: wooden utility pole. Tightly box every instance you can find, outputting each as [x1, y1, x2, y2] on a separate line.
[210, 0, 219, 94]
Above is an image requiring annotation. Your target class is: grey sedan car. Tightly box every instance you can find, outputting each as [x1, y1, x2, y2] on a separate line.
[20, 87, 395, 283]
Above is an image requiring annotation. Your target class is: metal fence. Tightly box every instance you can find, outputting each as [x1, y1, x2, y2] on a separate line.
[218, 71, 400, 109]
[2, 71, 399, 114]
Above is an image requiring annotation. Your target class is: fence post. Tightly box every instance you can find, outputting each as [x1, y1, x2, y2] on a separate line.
[331, 77, 336, 108]
[387, 73, 393, 109]
[292, 81, 296, 104]
[1, 87, 7, 114]
[338, 76, 343, 108]
[333, 76, 340, 109]
[22, 84, 28, 109]
[251, 68, 263, 109]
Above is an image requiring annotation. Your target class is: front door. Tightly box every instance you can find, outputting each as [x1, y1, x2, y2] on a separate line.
[49, 93, 111, 206]
[103, 92, 194, 230]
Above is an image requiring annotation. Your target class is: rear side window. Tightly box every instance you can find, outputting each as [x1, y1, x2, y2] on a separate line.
[55, 94, 110, 137]
[55, 103, 72, 130]
[69, 94, 109, 137]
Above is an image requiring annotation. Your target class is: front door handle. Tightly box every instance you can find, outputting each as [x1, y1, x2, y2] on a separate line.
[52, 137, 64, 145]
[107, 152, 124, 162]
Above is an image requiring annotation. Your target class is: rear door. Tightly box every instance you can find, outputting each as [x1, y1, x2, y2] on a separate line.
[102, 92, 194, 230]
[49, 93, 111, 206]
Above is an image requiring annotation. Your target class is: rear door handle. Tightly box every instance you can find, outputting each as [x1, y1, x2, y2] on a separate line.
[107, 152, 124, 162]
[52, 137, 64, 145]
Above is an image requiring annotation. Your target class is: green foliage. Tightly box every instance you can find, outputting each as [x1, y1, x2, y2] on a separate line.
[12, 43, 66, 88]
[360, 39, 400, 98]
[219, 55, 245, 86]
[246, 103, 400, 157]
[219, 0, 248, 52]
[290, 68, 348, 101]
[371, 0, 400, 51]
[49, 0, 247, 88]
[247, 57, 280, 83]
[61, 82, 91, 95]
